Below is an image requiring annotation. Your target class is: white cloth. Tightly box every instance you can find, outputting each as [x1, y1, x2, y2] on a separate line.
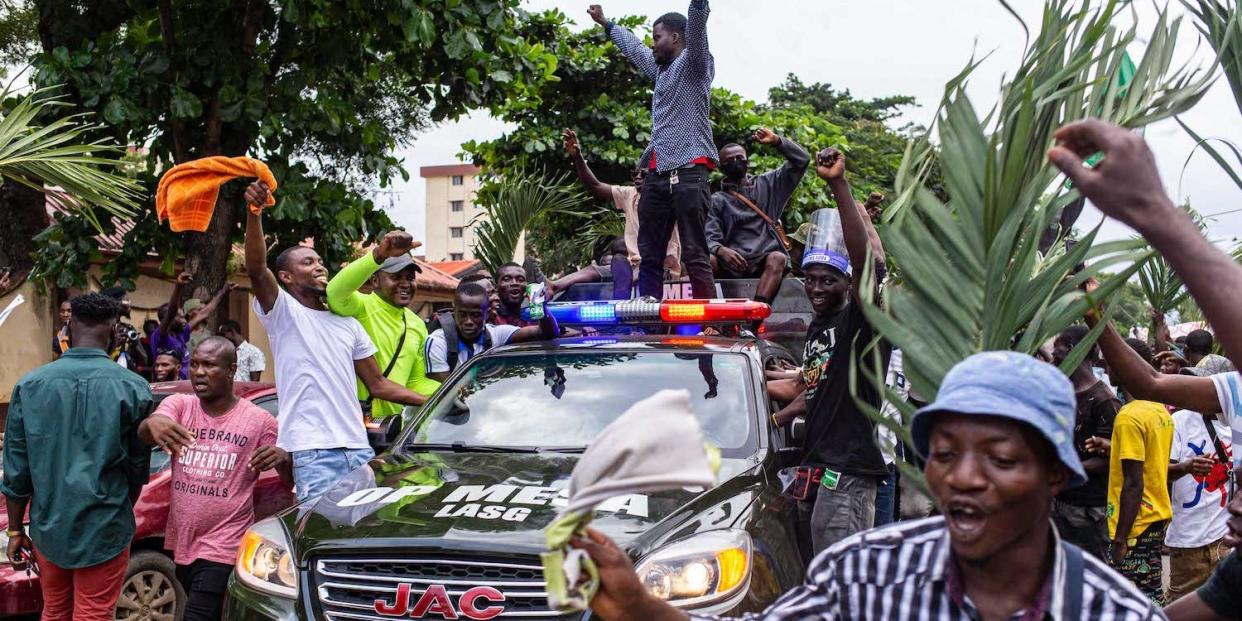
[1166, 409, 1232, 549]
[252, 290, 376, 452]
[234, 340, 266, 381]
[877, 349, 907, 466]
[1209, 371, 1242, 471]
[613, 185, 681, 272]
[424, 324, 520, 374]
[561, 389, 716, 517]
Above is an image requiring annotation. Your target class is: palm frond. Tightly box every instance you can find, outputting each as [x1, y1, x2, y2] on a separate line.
[0, 81, 142, 228]
[855, 0, 1210, 491]
[1177, 1, 1242, 188]
[471, 167, 588, 274]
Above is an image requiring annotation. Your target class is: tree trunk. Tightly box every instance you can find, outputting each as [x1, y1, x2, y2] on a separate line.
[183, 189, 238, 327]
[0, 181, 50, 274]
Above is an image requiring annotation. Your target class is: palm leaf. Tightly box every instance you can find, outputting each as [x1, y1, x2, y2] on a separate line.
[0, 81, 142, 229]
[471, 167, 588, 274]
[1177, 1, 1242, 187]
[855, 0, 1211, 492]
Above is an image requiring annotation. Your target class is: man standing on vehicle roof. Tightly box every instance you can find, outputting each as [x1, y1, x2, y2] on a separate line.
[768, 148, 889, 556]
[424, 281, 558, 381]
[3, 293, 153, 620]
[327, 229, 441, 420]
[706, 128, 810, 310]
[138, 337, 290, 621]
[242, 181, 429, 502]
[575, 352, 1163, 621]
[588, 1, 717, 301]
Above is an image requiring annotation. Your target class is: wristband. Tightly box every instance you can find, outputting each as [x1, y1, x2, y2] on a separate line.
[771, 413, 781, 427]
[6, 529, 23, 537]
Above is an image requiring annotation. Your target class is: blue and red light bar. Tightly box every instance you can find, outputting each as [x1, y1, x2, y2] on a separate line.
[525, 299, 771, 325]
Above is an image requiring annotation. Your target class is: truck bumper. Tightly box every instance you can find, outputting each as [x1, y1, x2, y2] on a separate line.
[221, 575, 298, 621]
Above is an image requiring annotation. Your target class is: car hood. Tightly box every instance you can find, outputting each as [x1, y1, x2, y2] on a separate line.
[284, 450, 762, 561]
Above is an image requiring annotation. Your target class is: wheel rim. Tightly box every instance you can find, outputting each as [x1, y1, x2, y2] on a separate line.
[114, 569, 178, 621]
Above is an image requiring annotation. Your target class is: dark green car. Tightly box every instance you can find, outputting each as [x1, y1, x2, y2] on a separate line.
[223, 335, 805, 620]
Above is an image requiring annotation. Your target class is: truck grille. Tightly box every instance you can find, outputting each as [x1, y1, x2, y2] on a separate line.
[312, 556, 574, 620]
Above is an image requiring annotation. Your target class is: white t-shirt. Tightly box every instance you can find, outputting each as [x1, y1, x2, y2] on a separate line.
[425, 324, 520, 374]
[1209, 371, 1242, 471]
[234, 340, 267, 381]
[1166, 409, 1232, 548]
[877, 349, 907, 466]
[252, 290, 376, 452]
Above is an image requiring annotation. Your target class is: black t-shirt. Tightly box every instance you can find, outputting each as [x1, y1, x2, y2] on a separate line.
[1055, 380, 1119, 507]
[800, 301, 889, 476]
[1198, 550, 1241, 619]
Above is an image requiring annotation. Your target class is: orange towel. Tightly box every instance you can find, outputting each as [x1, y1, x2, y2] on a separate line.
[155, 156, 277, 232]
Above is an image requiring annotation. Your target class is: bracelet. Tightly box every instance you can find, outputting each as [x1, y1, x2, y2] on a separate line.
[5, 529, 23, 537]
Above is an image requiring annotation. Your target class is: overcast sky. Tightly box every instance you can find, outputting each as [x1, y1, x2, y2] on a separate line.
[384, 0, 1242, 249]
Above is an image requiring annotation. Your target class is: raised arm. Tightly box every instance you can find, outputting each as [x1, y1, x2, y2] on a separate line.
[161, 272, 192, 332]
[327, 230, 417, 317]
[509, 306, 559, 344]
[1087, 314, 1221, 414]
[355, 357, 428, 407]
[684, 0, 712, 76]
[243, 182, 281, 313]
[188, 282, 238, 332]
[1051, 120, 1242, 368]
[563, 129, 614, 203]
[753, 128, 810, 217]
[591, 5, 659, 80]
[815, 148, 886, 298]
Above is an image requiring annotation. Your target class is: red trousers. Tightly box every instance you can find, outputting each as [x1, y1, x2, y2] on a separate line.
[35, 548, 129, 621]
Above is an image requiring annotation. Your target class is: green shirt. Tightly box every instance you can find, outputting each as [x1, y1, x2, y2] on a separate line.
[326, 253, 440, 418]
[1, 348, 153, 568]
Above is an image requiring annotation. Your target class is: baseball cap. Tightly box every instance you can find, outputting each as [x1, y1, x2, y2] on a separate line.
[1180, 353, 1236, 377]
[182, 298, 204, 314]
[379, 254, 422, 274]
[910, 351, 1087, 488]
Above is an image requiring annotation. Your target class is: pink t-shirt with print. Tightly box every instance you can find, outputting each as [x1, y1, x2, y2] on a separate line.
[153, 394, 278, 565]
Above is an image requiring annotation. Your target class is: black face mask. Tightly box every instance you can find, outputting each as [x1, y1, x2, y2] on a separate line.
[722, 160, 748, 180]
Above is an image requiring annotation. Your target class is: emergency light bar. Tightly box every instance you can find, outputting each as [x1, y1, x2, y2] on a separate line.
[524, 299, 771, 325]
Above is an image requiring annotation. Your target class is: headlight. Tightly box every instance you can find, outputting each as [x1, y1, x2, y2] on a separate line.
[236, 517, 298, 598]
[635, 530, 751, 607]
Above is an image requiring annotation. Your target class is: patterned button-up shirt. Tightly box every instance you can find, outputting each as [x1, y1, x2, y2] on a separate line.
[691, 517, 1165, 621]
[607, 0, 715, 173]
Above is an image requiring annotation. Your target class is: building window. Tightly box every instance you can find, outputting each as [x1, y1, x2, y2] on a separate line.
[450, 253, 464, 261]
[451, 175, 464, 186]
[450, 227, 464, 239]
[450, 200, 464, 212]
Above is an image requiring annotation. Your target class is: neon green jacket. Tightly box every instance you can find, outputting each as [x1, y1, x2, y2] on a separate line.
[326, 253, 440, 417]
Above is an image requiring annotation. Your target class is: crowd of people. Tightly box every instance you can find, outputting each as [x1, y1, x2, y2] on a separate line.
[1, 1, 1240, 620]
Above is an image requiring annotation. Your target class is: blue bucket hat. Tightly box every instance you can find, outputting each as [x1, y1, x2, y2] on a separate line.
[910, 351, 1087, 488]
[801, 247, 851, 275]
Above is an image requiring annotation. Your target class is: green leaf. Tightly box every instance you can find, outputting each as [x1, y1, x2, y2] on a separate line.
[170, 86, 202, 119]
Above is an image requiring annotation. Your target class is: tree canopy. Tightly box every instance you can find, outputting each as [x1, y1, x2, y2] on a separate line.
[17, 0, 557, 298]
[463, 11, 924, 273]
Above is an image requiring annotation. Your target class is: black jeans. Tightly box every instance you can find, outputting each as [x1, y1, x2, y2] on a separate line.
[176, 559, 233, 621]
[637, 165, 716, 299]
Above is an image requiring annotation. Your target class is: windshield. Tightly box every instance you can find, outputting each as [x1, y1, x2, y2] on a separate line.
[399, 351, 756, 455]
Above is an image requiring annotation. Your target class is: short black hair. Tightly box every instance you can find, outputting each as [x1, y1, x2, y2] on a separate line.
[461, 273, 492, 285]
[70, 293, 120, 326]
[498, 262, 524, 273]
[194, 335, 238, 367]
[1125, 337, 1154, 366]
[100, 286, 127, 301]
[1185, 329, 1214, 355]
[1057, 325, 1097, 362]
[218, 319, 243, 333]
[275, 246, 309, 274]
[654, 11, 687, 36]
[719, 142, 743, 154]
[143, 319, 159, 331]
[456, 282, 488, 300]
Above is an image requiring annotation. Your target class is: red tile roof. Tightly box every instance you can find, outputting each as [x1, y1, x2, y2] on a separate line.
[411, 258, 460, 293]
[419, 163, 481, 178]
[426, 259, 482, 277]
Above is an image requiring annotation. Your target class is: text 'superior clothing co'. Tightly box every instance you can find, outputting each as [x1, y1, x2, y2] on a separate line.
[154, 394, 278, 565]
[253, 289, 376, 452]
[800, 301, 888, 477]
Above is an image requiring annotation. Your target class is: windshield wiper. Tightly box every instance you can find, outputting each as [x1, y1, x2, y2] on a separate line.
[404, 442, 586, 454]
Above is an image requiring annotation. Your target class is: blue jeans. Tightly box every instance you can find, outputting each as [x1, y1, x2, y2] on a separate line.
[873, 467, 897, 527]
[291, 447, 374, 502]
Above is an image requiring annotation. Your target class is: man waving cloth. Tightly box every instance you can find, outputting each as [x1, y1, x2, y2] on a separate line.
[589, 2, 717, 300]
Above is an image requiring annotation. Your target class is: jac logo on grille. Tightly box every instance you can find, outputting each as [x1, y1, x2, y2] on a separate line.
[374, 584, 505, 620]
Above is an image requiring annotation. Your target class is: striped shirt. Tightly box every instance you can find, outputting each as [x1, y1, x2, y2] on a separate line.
[691, 517, 1164, 621]
[607, 0, 716, 173]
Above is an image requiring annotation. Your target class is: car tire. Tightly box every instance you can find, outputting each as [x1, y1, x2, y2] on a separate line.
[114, 550, 185, 621]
